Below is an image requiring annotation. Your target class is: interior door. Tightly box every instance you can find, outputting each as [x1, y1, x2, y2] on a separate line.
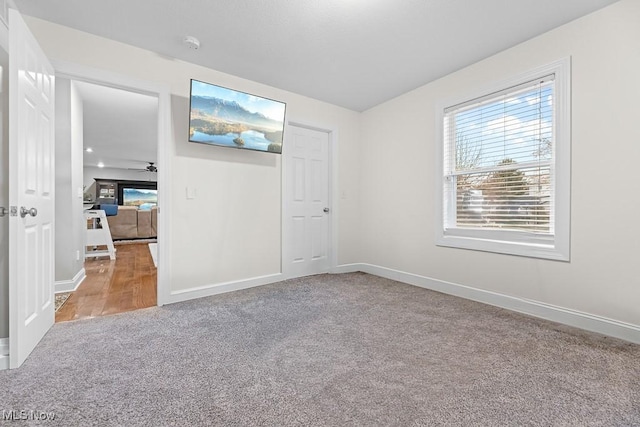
[8, 9, 55, 369]
[284, 125, 330, 278]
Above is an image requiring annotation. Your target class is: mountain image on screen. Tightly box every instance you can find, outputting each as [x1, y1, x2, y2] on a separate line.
[189, 94, 285, 153]
[123, 188, 157, 208]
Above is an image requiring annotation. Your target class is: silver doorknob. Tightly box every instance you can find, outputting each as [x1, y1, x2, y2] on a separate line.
[20, 206, 38, 218]
[323, 207, 330, 213]
[0, 207, 7, 217]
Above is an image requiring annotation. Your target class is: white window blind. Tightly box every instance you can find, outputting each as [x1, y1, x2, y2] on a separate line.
[443, 76, 555, 236]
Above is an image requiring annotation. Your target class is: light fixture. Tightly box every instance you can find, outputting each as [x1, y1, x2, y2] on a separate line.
[97, 162, 104, 168]
[85, 147, 93, 153]
[183, 35, 200, 50]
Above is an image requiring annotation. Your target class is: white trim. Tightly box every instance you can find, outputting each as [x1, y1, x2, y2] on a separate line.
[50, 59, 172, 307]
[337, 263, 640, 345]
[0, 13, 6, 371]
[282, 119, 339, 279]
[435, 57, 571, 261]
[331, 263, 362, 274]
[329, 129, 339, 272]
[155, 85, 172, 306]
[0, 338, 8, 370]
[54, 268, 85, 293]
[166, 273, 284, 305]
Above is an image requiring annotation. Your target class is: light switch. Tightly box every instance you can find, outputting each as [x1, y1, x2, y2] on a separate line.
[186, 186, 197, 200]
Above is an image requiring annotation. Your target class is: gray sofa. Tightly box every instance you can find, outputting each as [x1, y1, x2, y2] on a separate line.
[106, 206, 157, 239]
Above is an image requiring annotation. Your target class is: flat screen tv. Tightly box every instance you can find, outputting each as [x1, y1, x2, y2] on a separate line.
[122, 188, 157, 210]
[189, 79, 287, 154]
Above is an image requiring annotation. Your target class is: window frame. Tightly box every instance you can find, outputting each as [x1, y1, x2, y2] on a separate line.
[435, 58, 571, 261]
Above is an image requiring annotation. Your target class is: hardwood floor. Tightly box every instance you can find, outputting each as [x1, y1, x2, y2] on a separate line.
[56, 242, 157, 322]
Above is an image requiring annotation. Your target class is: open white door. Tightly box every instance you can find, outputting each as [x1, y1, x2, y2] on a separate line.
[284, 125, 330, 278]
[8, 9, 55, 369]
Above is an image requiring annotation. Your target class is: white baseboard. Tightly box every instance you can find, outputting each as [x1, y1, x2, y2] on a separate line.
[55, 268, 86, 294]
[0, 338, 8, 371]
[334, 263, 640, 345]
[167, 273, 284, 305]
[331, 263, 362, 274]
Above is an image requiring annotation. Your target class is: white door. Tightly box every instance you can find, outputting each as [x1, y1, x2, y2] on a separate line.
[284, 125, 330, 278]
[8, 9, 55, 369]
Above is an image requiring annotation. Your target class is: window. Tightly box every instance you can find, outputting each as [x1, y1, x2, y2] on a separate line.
[436, 58, 570, 261]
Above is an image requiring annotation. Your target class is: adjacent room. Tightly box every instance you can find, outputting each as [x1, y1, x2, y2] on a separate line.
[0, 0, 638, 425]
[55, 80, 160, 321]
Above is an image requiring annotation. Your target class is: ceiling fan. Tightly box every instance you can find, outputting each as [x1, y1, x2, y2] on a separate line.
[128, 161, 157, 173]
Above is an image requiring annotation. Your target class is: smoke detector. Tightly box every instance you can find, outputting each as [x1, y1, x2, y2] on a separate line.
[183, 36, 200, 50]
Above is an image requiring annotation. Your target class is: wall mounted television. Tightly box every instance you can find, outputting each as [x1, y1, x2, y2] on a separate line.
[116, 181, 158, 209]
[122, 188, 157, 210]
[189, 79, 287, 154]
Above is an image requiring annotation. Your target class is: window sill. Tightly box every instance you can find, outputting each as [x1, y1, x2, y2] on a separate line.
[437, 232, 570, 261]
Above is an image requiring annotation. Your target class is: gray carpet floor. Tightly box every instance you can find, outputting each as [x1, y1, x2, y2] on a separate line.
[1, 272, 638, 426]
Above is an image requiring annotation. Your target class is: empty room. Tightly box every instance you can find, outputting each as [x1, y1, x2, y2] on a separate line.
[1, 0, 638, 425]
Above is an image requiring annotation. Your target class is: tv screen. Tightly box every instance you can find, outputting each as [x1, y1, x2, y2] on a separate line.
[123, 188, 157, 210]
[189, 79, 286, 154]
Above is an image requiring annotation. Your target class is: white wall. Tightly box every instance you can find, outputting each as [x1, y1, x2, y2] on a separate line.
[54, 79, 85, 283]
[23, 16, 362, 293]
[360, 0, 640, 327]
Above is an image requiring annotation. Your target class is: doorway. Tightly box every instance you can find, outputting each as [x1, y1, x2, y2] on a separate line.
[51, 61, 171, 318]
[55, 79, 159, 321]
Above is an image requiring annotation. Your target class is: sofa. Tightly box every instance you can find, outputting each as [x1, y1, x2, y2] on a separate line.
[105, 206, 158, 240]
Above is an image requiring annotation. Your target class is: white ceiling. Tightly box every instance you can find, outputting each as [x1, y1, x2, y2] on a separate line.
[16, 0, 618, 113]
[73, 81, 158, 171]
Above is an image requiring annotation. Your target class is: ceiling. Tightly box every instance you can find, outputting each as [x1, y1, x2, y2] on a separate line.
[73, 81, 158, 171]
[15, 0, 619, 171]
[16, 0, 618, 113]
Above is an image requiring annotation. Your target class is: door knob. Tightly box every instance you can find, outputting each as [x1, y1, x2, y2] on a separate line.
[0, 207, 7, 217]
[20, 206, 38, 218]
[323, 207, 330, 213]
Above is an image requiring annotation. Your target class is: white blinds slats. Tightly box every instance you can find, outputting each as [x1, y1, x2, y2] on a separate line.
[443, 78, 555, 234]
